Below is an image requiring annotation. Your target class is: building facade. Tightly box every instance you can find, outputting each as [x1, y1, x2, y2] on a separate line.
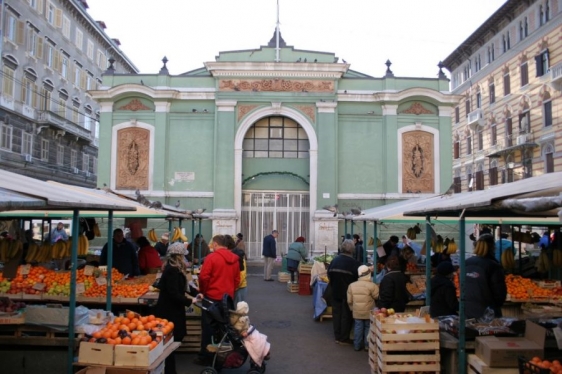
[92, 33, 459, 258]
[0, 0, 137, 187]
[444, 0, 561, 192]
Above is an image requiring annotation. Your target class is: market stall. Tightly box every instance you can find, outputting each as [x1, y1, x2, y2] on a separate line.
[0, 169, 196, 374]
[402, 171, 562, 374]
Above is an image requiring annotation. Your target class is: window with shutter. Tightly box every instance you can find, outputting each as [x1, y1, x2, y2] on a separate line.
[544, 101, 552, 127]
[489, 167, 498, 186]
[455, 107, 459, 123]
[506, 117, 513, 146]
[520, 63, 528, 86]
[535, 50, 549, 77]
[489, 83, 495, 104]
[75, 30, 83, 50]
[62, 16, 70, 38]
[55, 9, 62, 28]
[503, 73, 510, 95]
[36, 37, 43, 59]
[16, 20, 25, 45]
[2, 66, 15, 97]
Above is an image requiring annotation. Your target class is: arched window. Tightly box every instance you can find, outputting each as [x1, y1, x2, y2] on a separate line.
[243, 116, 309, 158]
[543, 144, 554, 173]
[489, 159, 498, 186]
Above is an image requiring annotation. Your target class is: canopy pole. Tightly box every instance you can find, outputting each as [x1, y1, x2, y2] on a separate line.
[191, 219, 195, 269]
[106, 211, 114, 311]
[198, 218, 202, 264]
[67, 209, 80, 374]
[350, 219, 354, 236]
[168, 219, 173, 234]
[344, 219, 348, 237]
[373, 223, 378, 283]
[425, 216, 431, 306]
[459, 211, 467, 374]
[363, 221, 367, 264]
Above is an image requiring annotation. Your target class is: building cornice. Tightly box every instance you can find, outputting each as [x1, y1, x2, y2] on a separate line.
[204, 62, 349, 79]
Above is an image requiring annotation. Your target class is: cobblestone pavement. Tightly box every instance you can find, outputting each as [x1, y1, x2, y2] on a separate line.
[177, 263, 370, 374]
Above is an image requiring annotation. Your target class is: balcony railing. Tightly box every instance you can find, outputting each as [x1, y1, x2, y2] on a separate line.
[467, 109, 483, 129]
[486, 131, 537, 157]
[550, 61, 562, 91]
[37, 110, 92, 142]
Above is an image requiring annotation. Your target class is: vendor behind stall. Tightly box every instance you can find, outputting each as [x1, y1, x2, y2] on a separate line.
[100, 228, 140, 276]
[494, 233, 514, 262]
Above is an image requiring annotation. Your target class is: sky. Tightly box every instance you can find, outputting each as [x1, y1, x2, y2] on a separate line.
[86, 0, 507, 78]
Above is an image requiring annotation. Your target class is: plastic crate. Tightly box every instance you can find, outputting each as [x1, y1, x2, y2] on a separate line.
[518, 356, 551, 374]
[298, 273, 312, 295]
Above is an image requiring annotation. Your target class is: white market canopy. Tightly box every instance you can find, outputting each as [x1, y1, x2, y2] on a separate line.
[0, 179, 191, 219]
[0, 169, 134, 212]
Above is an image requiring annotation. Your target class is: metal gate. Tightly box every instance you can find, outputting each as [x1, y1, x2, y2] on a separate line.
[240, 192, 310, 260]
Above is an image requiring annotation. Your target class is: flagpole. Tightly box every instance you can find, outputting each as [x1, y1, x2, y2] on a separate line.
[275, 0, 280, 62]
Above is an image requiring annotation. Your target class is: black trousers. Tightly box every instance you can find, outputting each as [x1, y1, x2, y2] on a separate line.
[199, 298, 220, 360]
[331, 297, 353, 342]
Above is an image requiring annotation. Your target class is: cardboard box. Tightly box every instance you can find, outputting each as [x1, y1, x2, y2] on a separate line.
[475, 321, 546, 367]
[0, 311, 25, 324]
[78, 341, 115, 366]
[75, 365, 163, 374]
[113, 340, 163, 367]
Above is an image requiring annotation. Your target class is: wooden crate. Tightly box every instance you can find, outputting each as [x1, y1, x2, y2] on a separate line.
[78, 341, 115, 366]
[298, 263, 313, 274]
[179, 317, 201, 353]
[278, 271, 290, 282]
[287, 283, 299, 293]
[114, 340, 163, 367]
[468, 354, 519, 374]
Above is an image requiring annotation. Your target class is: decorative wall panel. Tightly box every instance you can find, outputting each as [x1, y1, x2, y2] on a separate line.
[116, 127, 150, 190]
[402, 131, 435, 193]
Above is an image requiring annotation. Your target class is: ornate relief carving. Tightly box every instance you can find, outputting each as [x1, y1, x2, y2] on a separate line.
[238, 105, 258, 121]
[400, 102, 434, 115]
[116, 127, 150, 190]
[219, 79, 334, 92]
[402, 131, 435, 193]
[117, 99, 151, 111]
[294, 105, 315, 122]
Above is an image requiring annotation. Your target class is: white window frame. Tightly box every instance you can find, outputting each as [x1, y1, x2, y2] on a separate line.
[46, 1, 55, 25]
[46, 43, 54, 68]
[56, 144, 64, 165]
[82, 153, 89, 172]
[74, 64, 81, 87]
[22, 132, 33, 155]
[70, 149, 77, 168]
[2, 66, 15, 98]
[41, 139, 49, 161]
[87, 40, 94, 60]
[62, 16, 70, 39]
[21, 77, 37, 107]
[0, 125, 13, 150]
[75, 29, 83, 50]
[61, 56, 68, 79]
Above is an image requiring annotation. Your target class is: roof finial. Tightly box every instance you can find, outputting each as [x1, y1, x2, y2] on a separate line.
[437, 61, 446, 79]
[385, 59, 394, 77]
[159, 56, 169, 75]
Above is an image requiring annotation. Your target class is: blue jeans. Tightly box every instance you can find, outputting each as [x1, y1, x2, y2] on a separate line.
[353, 319, 369, 350]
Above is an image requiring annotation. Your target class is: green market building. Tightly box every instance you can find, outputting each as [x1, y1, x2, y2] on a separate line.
[91, 33, 460, 259]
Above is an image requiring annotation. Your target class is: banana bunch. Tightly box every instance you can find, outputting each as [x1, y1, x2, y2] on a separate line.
[0, 239, 23, 263]
[406, 227, 417, 240]
[25, 242, 40, 262]
[500, 249, 515, 269]
[148, 228, 159, 243]
[93, 223, 101, 237]
[473, 240, 488, 256]
[78, 234, 89, 256]
[180, 234, 188, 242]
[171, 227, 182, 242]
[29, 241, 54, 263]
[51, 241, 68, 259]
[553, 249, 562, 267]
[433, 235, 444, 254]
[447, 238, 458, 254]
[536, 250, 551, 273]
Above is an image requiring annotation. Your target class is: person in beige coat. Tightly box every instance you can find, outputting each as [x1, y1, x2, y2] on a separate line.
[347, 265, 379, 351]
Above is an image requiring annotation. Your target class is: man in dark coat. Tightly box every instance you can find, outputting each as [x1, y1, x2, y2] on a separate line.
[377, 255, 410, 313]
[262, 230, 278, 281]
[353, 234, 365, 264]
[378, 235, 399, 264]
[430, 261, 459, 317]
[100, 228, 140, 276]
[328, 239, 361, 344]
[465, 234, 507, 319]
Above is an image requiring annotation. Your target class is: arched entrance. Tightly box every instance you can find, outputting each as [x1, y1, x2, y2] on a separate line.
[235, 106, 318, 259]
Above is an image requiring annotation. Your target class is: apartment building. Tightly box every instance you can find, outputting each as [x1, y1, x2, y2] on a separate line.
[443, 0, 561, 192]
[0, 0, 137, 187]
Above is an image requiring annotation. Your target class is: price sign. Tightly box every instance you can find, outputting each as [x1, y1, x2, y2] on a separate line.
[95, 277, 107, 286]
[83, 265, 95, 276]
[32, 283, 46, 291]
[76, 283, 85, 295]
[20, 264, 31, 275]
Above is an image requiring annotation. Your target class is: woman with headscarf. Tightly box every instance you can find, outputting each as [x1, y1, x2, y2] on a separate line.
[154, 242, 198, 374]
[136, 236, 162, 274]
[286, 236, 307, 284]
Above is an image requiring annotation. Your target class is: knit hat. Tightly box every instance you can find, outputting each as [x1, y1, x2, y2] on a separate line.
[358, 265, 371, 278]
[437, 261, 455, 276]
[167, 242, 187, 256]
[161, 232, 169, 240]
[237, 233, 243, 239]
[296, 236, 306, 243]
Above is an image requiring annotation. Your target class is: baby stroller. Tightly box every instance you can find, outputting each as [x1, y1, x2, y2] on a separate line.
[196, 294, 266, 374]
